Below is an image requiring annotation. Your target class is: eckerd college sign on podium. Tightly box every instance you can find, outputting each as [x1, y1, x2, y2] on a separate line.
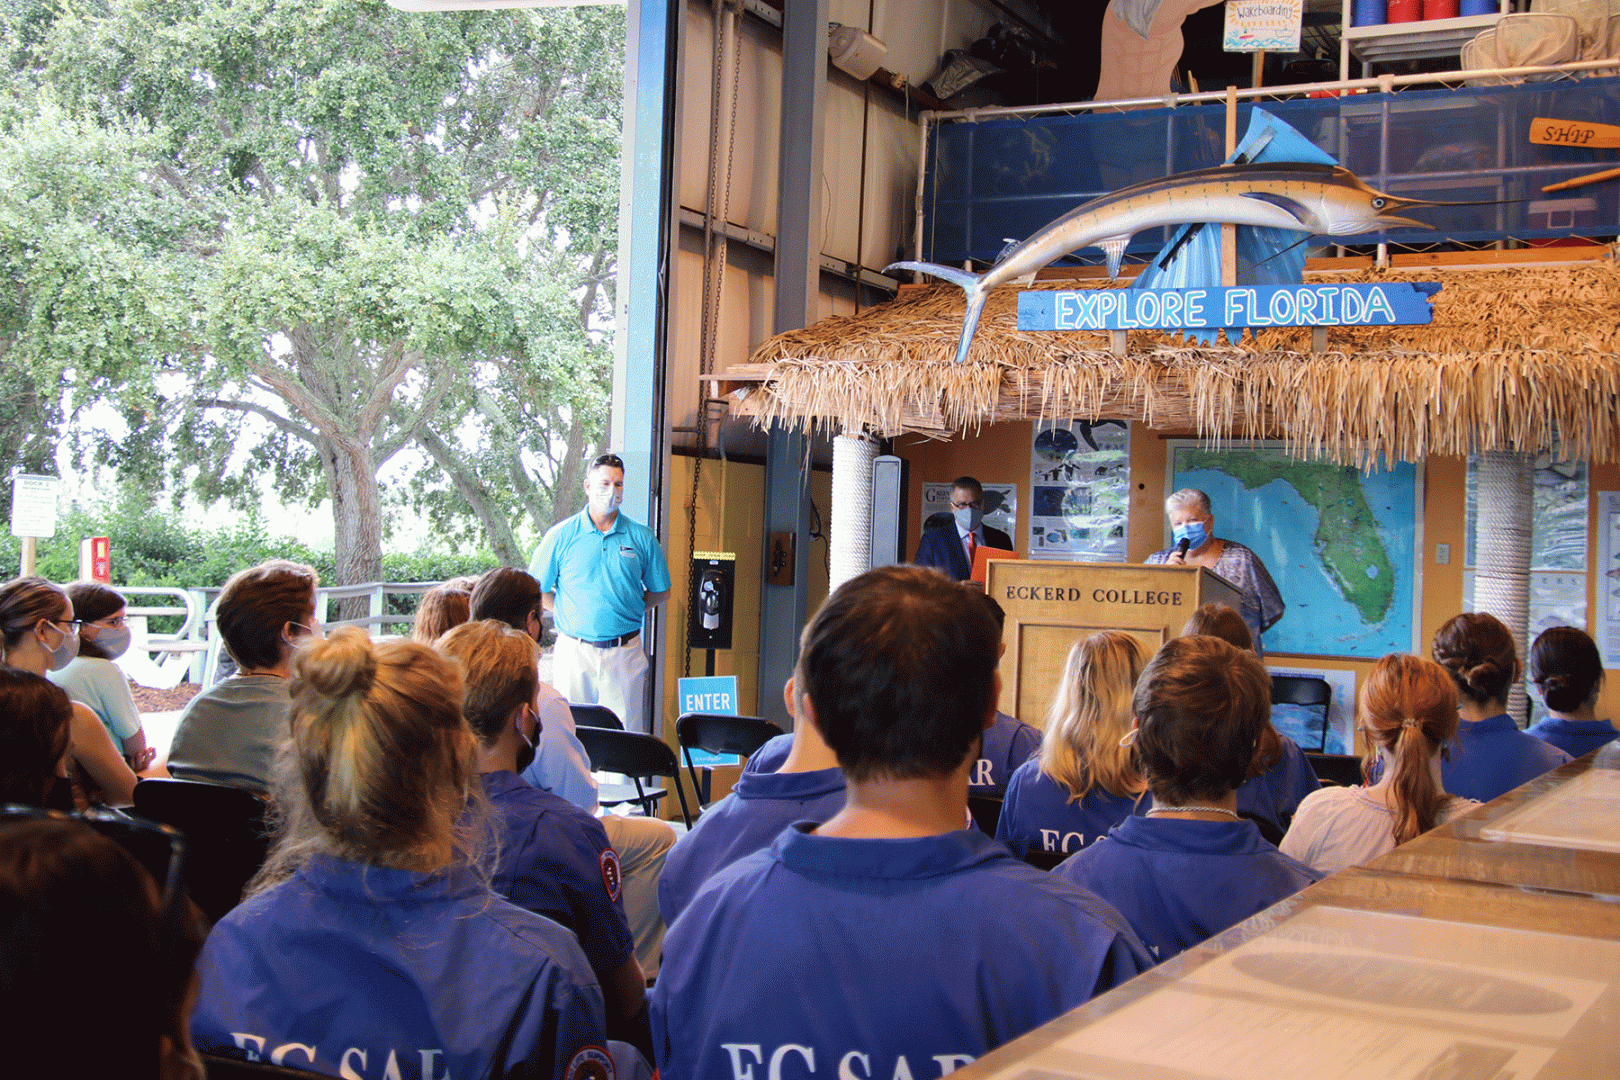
[1017, 282, 1441, 333]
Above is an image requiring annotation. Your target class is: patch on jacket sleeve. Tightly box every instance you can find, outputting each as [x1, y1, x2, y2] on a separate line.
[600, 848, 623, 904]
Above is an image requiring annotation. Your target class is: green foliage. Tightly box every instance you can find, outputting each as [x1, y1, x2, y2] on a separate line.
[0, 0, 623, 584]
[0, 503, 499, 611]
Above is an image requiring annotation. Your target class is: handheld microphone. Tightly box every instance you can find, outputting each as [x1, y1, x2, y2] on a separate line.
[1176, 537, 1190, 559]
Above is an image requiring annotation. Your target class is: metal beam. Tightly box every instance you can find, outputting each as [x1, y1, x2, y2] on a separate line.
[613, 0, 679, 732]
[759, 0, 827, 729]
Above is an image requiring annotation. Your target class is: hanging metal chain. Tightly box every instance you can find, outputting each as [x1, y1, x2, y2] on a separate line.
[687, 0, 743, 679]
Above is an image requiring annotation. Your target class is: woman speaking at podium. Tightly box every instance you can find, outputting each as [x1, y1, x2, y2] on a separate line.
[1145, 489, 1284, 652]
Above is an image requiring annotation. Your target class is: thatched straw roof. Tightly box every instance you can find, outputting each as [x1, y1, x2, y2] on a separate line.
[718, 253, 1620, 466]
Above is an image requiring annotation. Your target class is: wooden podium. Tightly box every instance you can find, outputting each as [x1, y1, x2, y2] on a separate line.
[984, 561, 1243, 727]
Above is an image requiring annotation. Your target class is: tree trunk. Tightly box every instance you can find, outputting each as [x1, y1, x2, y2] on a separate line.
[415, 424, 526, 566]
[551, 419, 591, 527]
[318, 434, 386, 622]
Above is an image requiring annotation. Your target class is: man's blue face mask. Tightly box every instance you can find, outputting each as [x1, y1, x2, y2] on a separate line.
[1172, 519, 1209, 549]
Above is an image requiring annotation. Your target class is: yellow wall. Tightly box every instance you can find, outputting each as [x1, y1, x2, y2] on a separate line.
[655, 453, 832, 808]
[890, 424, 1620, 744]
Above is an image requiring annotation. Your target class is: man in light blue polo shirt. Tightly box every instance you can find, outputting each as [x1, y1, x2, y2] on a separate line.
[531, 452, 672, 734]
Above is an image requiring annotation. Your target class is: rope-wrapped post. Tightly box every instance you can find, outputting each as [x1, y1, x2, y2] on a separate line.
[830, 432, 879, 591]
[1475, 451, 1534, 722]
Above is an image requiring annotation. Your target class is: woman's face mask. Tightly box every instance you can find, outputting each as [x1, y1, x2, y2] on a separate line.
[87, 616, 132, 661]
[40, 619, 80, 671]
[1171, 517, 1210, 550]
[515, 703, 540, 774]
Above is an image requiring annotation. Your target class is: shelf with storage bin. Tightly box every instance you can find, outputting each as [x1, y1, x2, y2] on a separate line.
[1339, 0, 1510, 78]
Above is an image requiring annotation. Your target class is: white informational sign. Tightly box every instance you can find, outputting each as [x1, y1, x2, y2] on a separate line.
[920, 482, 1017, 548]
[9, 474, 60, 539]
[1029, 421, 1130, 562]
[1482, 769, 1620, 853]
[1265, 664, 1357, 755]
[1223, 0, 1302, 52]
[1597, 490, 1620, 668]
[1000, 905, 1619, 1080]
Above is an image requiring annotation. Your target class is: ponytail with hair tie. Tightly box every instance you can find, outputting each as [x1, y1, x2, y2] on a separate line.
[1359, 654, 1461, 846]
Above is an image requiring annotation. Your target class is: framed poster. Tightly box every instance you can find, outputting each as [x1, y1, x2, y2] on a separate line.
[1030, 421, 1131, 562]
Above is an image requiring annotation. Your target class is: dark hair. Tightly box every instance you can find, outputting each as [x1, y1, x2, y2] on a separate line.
[590, 452, 625, 473]
[0, 669, 73, 805]
[0, 817, 204, 1079]
[468, 568, 541, 632]
[1431, 612, 1517, 706]
[216, 560, 319, 671]
[1358, 654, 1460, 844]
[1530, 626, 1603, 714]
[974, 588, 1006, 635]
[0, 577, 69, 660]
[796, 565, 998, 783]
[1181, 603, 1253, 652]
[1132, 635, 1271, 806]
[65, 582, 126, 660]
[435, 621, 539, 747]
[412, 582, 472, 644]
[950, 476, 984, 500]
[1177, 604, 1281, 776]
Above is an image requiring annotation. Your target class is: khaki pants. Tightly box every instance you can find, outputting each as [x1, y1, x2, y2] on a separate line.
[553, 634, 651, 734]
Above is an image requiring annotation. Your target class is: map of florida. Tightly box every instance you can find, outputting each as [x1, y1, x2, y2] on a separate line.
[1183, 452, 1396, 626]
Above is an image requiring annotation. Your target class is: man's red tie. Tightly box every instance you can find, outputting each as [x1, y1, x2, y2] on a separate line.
[966, 532, 977, 567]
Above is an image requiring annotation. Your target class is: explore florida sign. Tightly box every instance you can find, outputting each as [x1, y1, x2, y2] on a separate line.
[1018, 282, 1440, 332]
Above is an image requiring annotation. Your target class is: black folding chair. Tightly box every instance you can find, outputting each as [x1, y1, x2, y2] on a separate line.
[203, 1054, 327, 1078]
[1024, 848, 1069, 872]
[1306, 752, 1365, 788]
[1270, 674, 1334, 752]
[571, 703, 624, 730]
[575, 726, 692, 827]
[676, 713, 784, 806]
[967, 794, 1003, 837]
[133, 778, 271, 923]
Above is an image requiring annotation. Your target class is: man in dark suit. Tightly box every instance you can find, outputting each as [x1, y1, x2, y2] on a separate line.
[915, 476, 1013, 582]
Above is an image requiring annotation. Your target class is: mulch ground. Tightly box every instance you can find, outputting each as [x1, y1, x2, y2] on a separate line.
[128, 680, 201, 713]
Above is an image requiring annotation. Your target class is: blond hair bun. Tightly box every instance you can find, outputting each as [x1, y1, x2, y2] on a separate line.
[293, 626, 377, 703]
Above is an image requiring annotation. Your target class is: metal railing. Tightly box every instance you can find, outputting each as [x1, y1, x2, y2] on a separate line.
[117, 580, 447, 691]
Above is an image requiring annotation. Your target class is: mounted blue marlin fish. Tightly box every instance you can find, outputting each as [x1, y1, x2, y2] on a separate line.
[886, 161, 1470, 364]
[1132, 108, 1340, 345]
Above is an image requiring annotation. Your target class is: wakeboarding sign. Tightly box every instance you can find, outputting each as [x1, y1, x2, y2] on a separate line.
[1018, 282, 1440, 333]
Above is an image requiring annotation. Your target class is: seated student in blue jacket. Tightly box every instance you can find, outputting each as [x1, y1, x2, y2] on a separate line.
[435, 619, 648, 1049]
[1431, 613, 1571, 802]
[1055, 635, 1321, 963]
[191, 628, 613, 1080]
[1527, 626, 1618, 759]
[657, 684, 846, 926]
[998, 630, 1151, 856]
[746, 589, 1037, 803]
[969, 592, 1042, 797]
[652, 566, 1152, 1080]
[1180, 603, 1319, 838]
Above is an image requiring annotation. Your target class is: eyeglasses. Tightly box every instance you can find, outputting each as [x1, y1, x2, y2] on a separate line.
[593, 453, 625, 470]
[49, 619, 84, 634]
[949, 499, 983, 510]
[90, 614, 127, 630]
